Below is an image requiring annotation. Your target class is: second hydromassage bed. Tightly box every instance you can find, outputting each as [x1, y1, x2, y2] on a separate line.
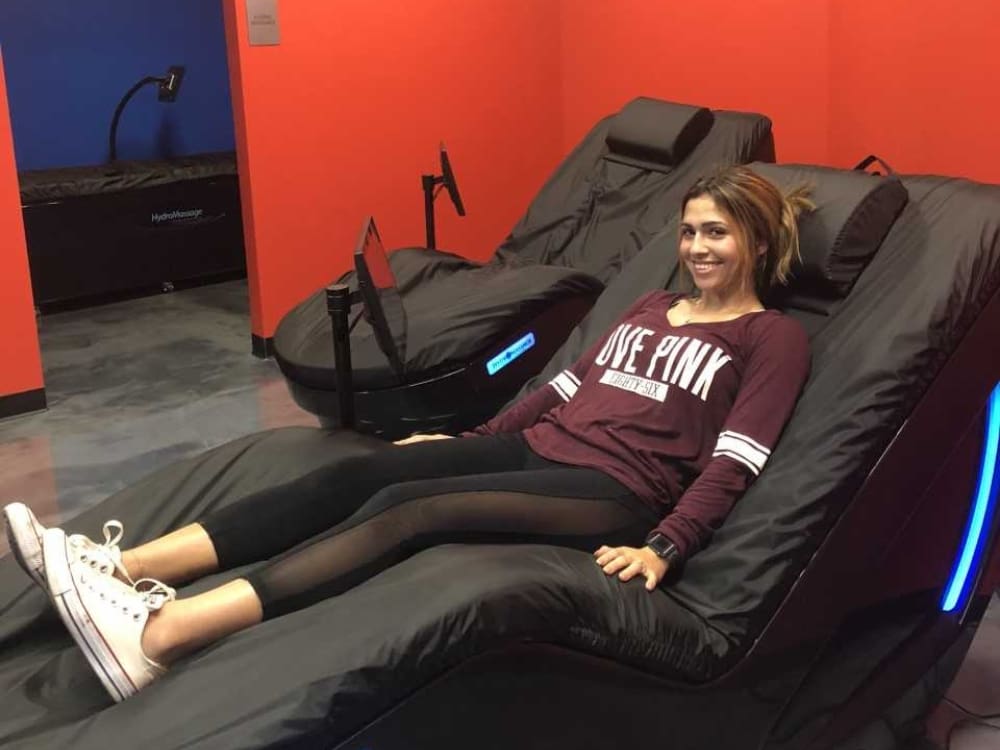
[272, 97, 774, 438]
[0, 163, 998, 749]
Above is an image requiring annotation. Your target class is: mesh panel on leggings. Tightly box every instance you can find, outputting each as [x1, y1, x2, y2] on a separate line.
[247, 489, 652, 619]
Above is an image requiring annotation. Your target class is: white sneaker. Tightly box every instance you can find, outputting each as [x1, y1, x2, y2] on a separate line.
[43, 528, 174, 702]
[3, 502, 132, 590]
[4, 502, 47, 588]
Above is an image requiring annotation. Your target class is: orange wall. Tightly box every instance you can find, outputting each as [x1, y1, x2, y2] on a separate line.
[224, 0, 563, 338]
[0, 48, 43, 399]
[829, 0, 1000, 182]
[557, 1, 832, 166]
[558, 0, 1000, 183]
[227, 0, 1000, 341]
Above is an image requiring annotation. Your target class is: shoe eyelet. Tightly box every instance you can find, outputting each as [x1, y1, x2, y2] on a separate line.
[133, 613, 141, 622]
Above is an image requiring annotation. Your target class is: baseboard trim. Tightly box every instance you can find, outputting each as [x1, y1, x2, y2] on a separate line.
[251, 334, 275, 359]
[0, 388, 47, 420]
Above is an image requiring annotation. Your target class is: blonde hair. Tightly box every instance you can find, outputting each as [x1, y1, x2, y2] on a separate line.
[680, 165, 815, 297]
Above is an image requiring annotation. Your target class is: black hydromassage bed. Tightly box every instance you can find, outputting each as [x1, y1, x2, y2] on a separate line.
[272, 98, 774, 439]
[19, 152, 246, 311]
[1, 162, 998, 749]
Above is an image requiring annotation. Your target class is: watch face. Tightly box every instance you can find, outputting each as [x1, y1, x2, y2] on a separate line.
[647, 534, 677, 560]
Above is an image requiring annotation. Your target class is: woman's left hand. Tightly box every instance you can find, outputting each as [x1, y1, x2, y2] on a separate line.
[593, 545, 669, 591]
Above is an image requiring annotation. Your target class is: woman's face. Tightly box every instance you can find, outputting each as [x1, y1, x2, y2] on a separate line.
[679, 195, 753, 299]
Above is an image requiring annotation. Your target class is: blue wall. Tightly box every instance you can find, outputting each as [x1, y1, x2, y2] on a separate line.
[0, 0, 235, 171]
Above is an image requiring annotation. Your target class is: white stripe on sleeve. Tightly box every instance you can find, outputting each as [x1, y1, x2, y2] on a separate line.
[549, 379, 570, 402]
[713, 449, 762, 476]
[721, 429, 770, 455]
[549, 371, 579, 401]
[713, 431, 771, 475]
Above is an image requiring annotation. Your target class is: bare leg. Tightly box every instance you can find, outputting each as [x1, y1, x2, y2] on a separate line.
[141, 579, 262, 665]
[120, 523, 220, 585]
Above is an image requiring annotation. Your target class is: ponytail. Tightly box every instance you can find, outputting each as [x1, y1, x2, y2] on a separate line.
[770, 185, 815, 288]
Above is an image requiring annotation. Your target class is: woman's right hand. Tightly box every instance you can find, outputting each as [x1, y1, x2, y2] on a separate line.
[393, 433, 454, 446]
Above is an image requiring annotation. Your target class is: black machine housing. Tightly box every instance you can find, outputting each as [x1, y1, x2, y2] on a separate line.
[19, 152, 245, 311]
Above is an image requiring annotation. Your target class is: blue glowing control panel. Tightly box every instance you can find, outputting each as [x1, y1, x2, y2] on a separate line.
[486, 332, 536, 376]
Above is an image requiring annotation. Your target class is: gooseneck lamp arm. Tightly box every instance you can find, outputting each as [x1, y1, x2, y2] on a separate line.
[107, 66, 185, 163]
[108, 77, 160, 162]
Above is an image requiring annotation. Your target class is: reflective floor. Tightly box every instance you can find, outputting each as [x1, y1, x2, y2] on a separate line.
[0, 281, 315, 526]
[0, 280, 996, 749]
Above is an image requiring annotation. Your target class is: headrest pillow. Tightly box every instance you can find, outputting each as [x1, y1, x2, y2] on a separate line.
[605, 98, 714, 171]
[749, 162, 909, 300]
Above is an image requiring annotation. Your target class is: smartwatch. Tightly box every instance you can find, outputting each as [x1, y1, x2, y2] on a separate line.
[645, 532, 681, 565]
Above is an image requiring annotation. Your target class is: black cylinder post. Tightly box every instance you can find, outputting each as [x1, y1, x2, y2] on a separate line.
[422, 174, 437, 249]
[325, 284, 356, 430]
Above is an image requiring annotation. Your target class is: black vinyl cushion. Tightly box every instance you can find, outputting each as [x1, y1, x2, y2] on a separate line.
[274, 249, 605, 390]
[499, 108, 771, 281]
[750, 163, 909, 299]
[605, 98, 714, 171]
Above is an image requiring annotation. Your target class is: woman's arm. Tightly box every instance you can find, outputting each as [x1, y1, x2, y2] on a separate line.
[654, 315, 811, 563]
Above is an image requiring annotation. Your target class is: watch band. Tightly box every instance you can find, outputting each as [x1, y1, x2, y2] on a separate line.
[645, 532, 681, 565]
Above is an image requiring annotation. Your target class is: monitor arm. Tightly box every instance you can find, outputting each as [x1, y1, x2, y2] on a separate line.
[421, 173, 446, 249]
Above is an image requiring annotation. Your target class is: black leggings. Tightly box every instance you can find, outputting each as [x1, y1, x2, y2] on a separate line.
[198, 434, 657, 619]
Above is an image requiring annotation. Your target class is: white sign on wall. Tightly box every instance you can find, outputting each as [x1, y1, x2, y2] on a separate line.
[246, 0, 280, 46]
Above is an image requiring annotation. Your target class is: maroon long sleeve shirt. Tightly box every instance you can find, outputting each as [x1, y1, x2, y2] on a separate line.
[470, 291, 810, 561]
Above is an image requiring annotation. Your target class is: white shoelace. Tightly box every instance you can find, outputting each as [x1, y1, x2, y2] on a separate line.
[100, 520, 124, 549]
[133, 578, 176, 611]
[70, 520, 133, 582]
[80, 573, 175, 616]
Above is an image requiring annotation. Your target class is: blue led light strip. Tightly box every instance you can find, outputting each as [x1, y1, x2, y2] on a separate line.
[486, 332, 536, 376]
[941, 382, 1000, 612]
